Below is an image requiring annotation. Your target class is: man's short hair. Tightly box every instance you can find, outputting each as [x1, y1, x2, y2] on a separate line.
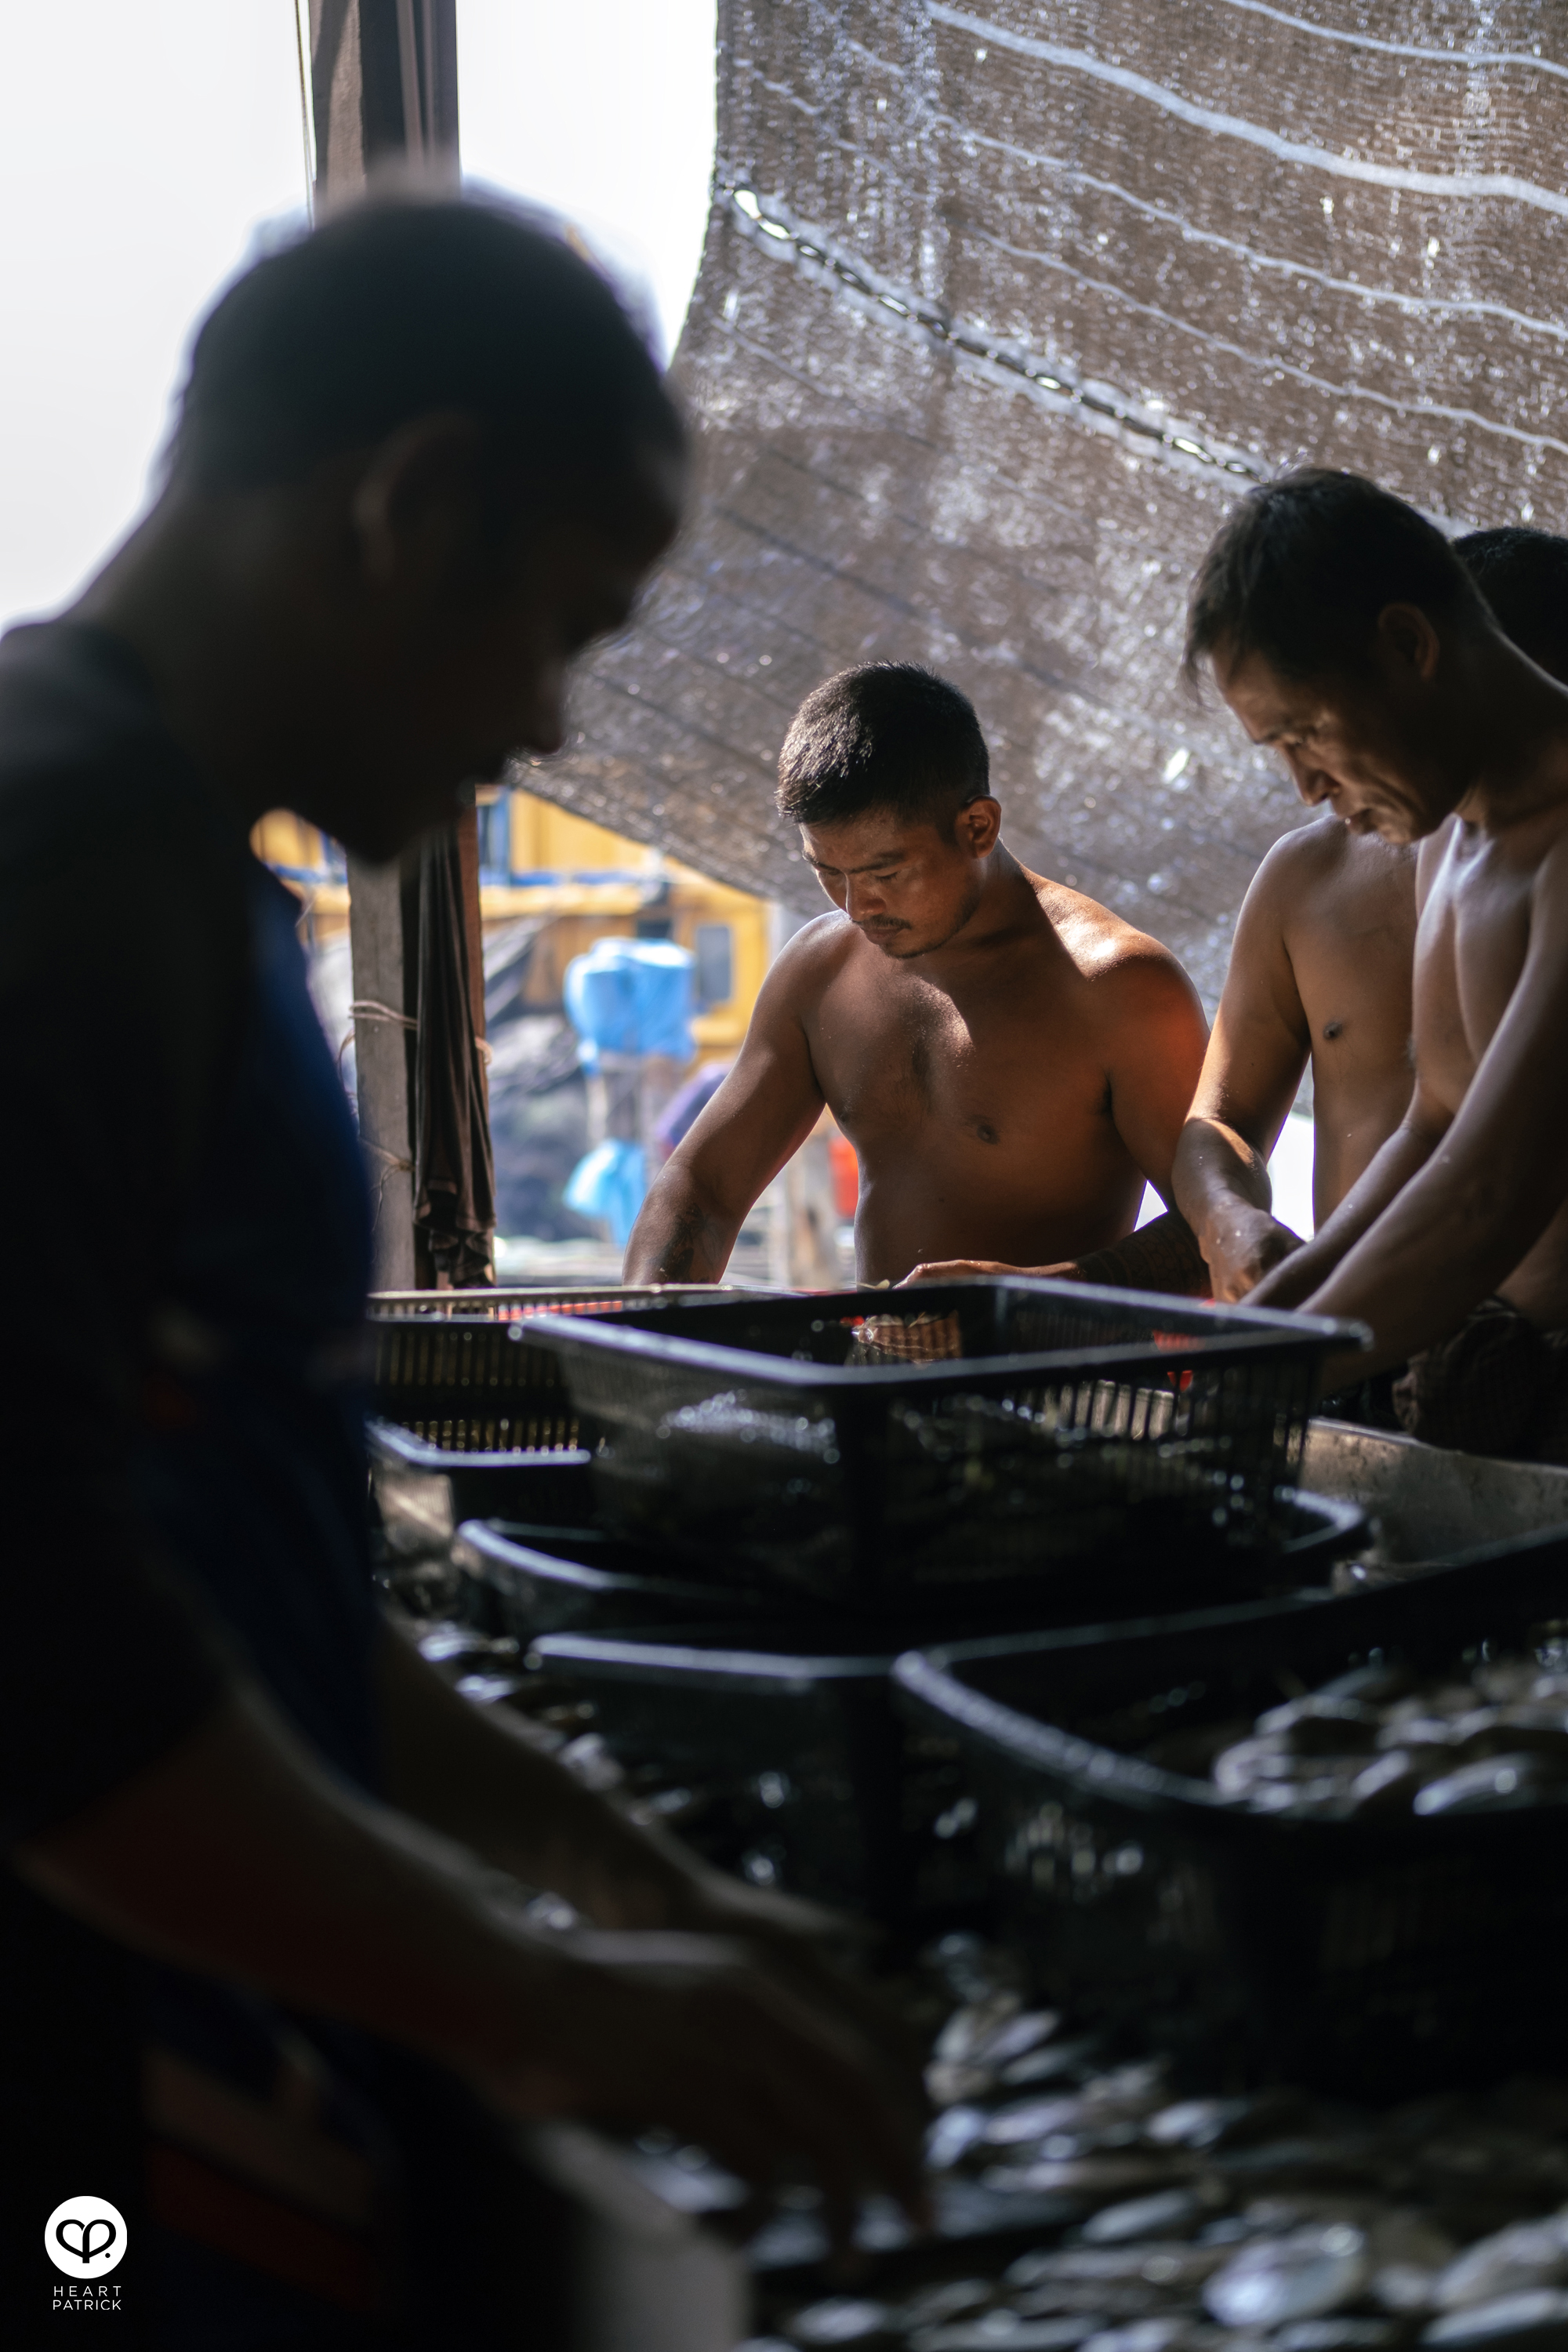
[1454, 526, 1568, 683]
[171, 194, 684, 513]
[775, 663, 989, 829]
[1184, 468, 1491, 687]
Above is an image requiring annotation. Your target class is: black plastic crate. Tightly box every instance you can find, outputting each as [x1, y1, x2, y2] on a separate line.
[527, 1620, 974, 1927]
[369, 1425, 593, 1562]
[530, 1282, 1356, 1606]
[893, 1526, 1568, 2095]
[367, 1287, 742, 1555]
[452, 1519, 781, 1638]
[368, 1287, 726, 1447]
[487, 1495, 1363, 1929]
[458, 1489, 1361, 1639]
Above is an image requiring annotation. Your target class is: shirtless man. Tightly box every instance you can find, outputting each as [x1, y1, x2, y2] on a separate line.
[626, 662, 1210, 1289]
[1185, 469, 1568, 1461]
[1174, 526, 1568, 1313]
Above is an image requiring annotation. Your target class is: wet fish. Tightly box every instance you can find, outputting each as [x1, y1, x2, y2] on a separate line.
[1423, 2288, 1568, 2351]
[1414, 1755, 1568, 1818]
[1081, 2188, 1224, 2245]
[1207, 1653, 1568, 1820]
[1436, 2218, 1568, 2311]
[1204, 2223, 1371, 2328]
[785, 2299, 895, 2345]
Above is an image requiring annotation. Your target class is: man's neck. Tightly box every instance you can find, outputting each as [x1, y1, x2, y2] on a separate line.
[71, 492, 312, 837]
[1453, 641, 1568, 836]
[906, 844, 1045, 976]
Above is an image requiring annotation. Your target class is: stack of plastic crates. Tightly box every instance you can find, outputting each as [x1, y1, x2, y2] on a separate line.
[527, 1280, 1356, 1610]
[365, 1285, 739, 1560]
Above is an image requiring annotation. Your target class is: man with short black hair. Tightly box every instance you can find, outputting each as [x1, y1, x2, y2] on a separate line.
[0, 194, 921, 2339]
[1184, 470, 1568, 1462]
[626, 661, 1210, 1289]
[1173, 524, 1568, 1333]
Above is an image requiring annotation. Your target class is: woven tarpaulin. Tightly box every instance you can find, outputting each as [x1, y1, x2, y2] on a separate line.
[517, 2, 1566, 1001]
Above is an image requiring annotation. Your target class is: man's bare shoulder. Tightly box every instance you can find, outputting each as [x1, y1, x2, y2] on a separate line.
[1248, 812, 1356, 899]
[1028, 870, 1198, 1001]
[1258, 813, 1414, 896]
[763, 909, 860, 1007]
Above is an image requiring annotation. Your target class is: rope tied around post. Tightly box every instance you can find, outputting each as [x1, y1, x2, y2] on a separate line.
[340, 1000, 419, 1078]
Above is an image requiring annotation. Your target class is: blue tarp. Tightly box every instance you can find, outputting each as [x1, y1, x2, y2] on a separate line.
[563, 1137, 647, 1247]
[563, 936, 695, 1067]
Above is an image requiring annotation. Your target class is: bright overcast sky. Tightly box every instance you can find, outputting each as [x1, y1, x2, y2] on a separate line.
[0, 1, 717, 630]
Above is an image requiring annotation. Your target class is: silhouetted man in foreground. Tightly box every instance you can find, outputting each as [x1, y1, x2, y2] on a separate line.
[0, 197, 920, 2341]
[627, 662, 1210, 1291]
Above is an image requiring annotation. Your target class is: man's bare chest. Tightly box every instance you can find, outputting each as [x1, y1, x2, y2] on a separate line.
[1417, 840, 1534, 1104]
[1288, 894, 1415, 1079]
[806, 967, 1105, 1151]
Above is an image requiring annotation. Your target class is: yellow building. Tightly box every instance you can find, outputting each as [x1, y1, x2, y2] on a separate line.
[252, 788, 771, 1060]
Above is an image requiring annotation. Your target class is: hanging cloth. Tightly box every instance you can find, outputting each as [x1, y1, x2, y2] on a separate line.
[412, 826, 495, 1285]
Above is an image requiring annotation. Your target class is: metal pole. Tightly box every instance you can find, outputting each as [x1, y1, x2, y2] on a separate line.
[304, 2, 475, 1291]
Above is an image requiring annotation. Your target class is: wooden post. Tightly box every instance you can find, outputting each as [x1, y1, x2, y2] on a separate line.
[307, 2, 472, 1289]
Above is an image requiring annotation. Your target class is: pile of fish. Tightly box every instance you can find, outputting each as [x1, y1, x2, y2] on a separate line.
[405, 1611, 806, 1890]
[1192, 1656, 1568, 1821]
[753, 1937, 1568, 2352]
[406, 1593, 1568, 2352]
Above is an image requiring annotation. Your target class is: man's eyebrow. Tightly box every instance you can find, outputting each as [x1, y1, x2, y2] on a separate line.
[804, 848, 907, 873]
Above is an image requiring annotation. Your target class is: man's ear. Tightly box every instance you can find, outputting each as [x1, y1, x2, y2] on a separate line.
[349, 413, 487, 595]
[1375, 602, 1443, 682]
[956, 796, 1002, 857]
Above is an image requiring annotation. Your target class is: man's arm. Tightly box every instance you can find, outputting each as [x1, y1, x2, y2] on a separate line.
[1245, 1101, 1446, 1316]
[1065, 946, 1212, 1293]
[376, 1621, 916, 2071]
[625, 927, 830, 1282]
[16, 1681, 924, 2233]
[1173, 853, 1313, 1300]
[1294, 854, 1568, 1383]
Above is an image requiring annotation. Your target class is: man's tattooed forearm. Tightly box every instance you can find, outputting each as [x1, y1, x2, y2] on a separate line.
[654, 1204, 710, 1282]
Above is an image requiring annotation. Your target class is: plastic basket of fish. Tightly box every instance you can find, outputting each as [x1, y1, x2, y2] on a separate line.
[368, 1285, 753, 1443]
[526, 1282, 1358, 1607]
[366, 1287, 751, 1555]
[893, 1527, 1568, 2095]
[524, 1618, 996, 1928]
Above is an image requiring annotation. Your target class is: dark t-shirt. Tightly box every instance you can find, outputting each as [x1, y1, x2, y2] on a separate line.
[0, 619, 383, 1823]
[0, 621, 394, 2335]
[0, 626, 565, 2347]
[0, 620, 250, 1835]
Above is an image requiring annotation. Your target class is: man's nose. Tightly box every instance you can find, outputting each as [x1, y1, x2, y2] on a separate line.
[844, 877, 884, 922]
[1285, 752, 1334, 808]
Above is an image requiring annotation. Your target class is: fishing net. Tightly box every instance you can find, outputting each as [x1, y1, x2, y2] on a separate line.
[520, 1, 1563, 1000]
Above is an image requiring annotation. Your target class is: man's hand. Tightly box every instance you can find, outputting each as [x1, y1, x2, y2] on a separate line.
[485, 1928, 929, 2250]
[378, 1624, 923, 2092]
[901, 1258, 1080, 1284]
[1200, 1204, 1305, 1302]
[648, 1861, 923, 2087]
[20, 1685, 927, 2255]
[901, 1210, 1210, 1298]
